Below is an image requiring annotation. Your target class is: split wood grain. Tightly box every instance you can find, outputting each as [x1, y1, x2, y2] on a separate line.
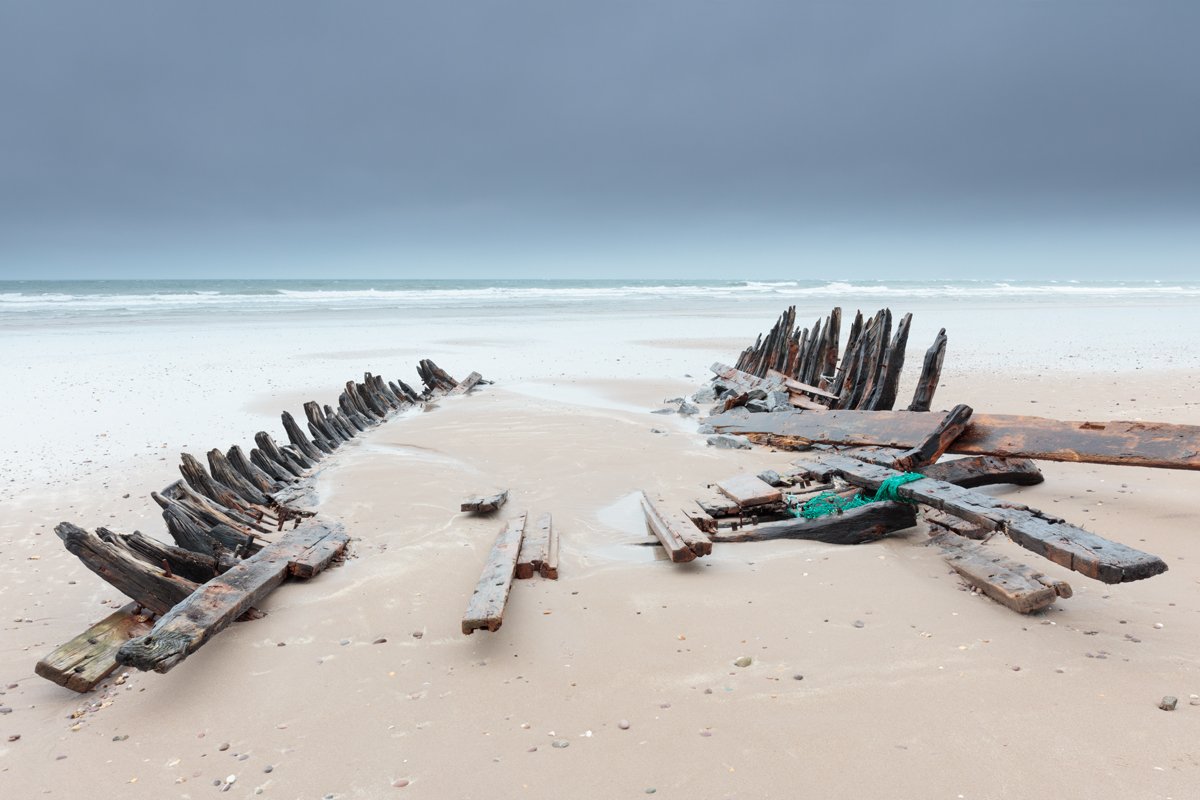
[462, 514, 527, 634]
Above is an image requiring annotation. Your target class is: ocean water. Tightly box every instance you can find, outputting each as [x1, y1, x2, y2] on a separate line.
[2, 278, 1199, 322]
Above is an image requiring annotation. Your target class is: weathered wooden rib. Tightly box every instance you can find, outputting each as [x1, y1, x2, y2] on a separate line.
[765, 369, 838, 402]
[99, 527, 227, 584]
[829, 310, 863, 401]
[930, 531, 1071, 614]
[418, 359, 460, 395]
[865, 312, 911, 411]
[180, 452, 251, 512]
[207, 448, 270, 505]
[324, 404, 356, 440]
[392, 379, 421, 404]
[35, 603, 153, 693]
[461, 490, 509, 514]
[116, 522, 349, 673]
[796, 454, 1168, 583]
[715, 474, 783, 508]
[890, 403, 974, 470]
[515, 512, 551, 579]
[462, 514, 527, 634]
[56, 523, 199, 616]
[282, 411, 324, 462]
[165, 479, 271, 534]
[847, 448, 1044, 488]
[448, 371, 483, 396]
[711, 501, 917, 544]
[339, 391, 373, 428]
[908, 328, 947, 412]
[250, 447, 292, 483]
[707, 408, 1200, 471]
[254, 431, 306, 477]
[228, 445, 283, 493]
[281, 443, 314, 470]
[640, 492, 707, 561]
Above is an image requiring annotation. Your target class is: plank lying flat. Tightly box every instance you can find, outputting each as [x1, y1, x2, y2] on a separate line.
[798, 454, 1167, 584]
[711, 501, 916, 545]
[463, 514, 527, 634]
[923, 508, 989, 540]
[707, 409, 1200, 471]
[715, 474, 782, 508]
[116, 522, 348, 673]
[462, 490, 509, 514]
[931, 531, 1071, 614]
[36, 604, 153, 693]
[448, 371, 483, 396]
[640, 492, 699, 562]
[515, 513, 550, 580]
[710, 362, 783, 394]
[765, 369, 839, 401]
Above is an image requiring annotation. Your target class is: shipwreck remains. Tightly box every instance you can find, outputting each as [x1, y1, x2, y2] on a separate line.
[38, 361, 479, 690]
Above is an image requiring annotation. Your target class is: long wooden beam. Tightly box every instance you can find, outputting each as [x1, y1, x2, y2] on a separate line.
[711, 501, 916, 544]
[706, 408, 1200, 471]
[796, 454, 1167, 583]
[931, 531, 1071, 614]
[116, 521, 349, 673]
[462, 514, 527, 634]
[35, 604, 153, 693]
[640, 492, 710, 560]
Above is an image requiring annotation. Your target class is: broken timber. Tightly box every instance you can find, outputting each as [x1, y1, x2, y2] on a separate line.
[715, 474, 783, 508]
[796, 454, 1167, 583]
[516, 512, 558, 580]
[35, 604, 154, 693]
[710, 501, 917, 545]
[706, 408, 1200, 472]
[931, 531, 1071, 614]
[462, 490, 509, 514]
[463, 514, 527, 634]
[640, 492, 711, 560]
[847, 448, 1045, 489]
[116, 522, 350, 673]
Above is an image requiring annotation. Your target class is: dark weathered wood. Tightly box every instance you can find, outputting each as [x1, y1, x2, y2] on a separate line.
[56, 523, 199, 616]
[418, 359, 460, 395]
[207, 448, 270, 505]
[640, 492, 699, 562]
[100, 528, 226, 584]
[820, 306, 841, 387]
[920, 455, 1044, 488]
[339, 391, 373, 428]
[765, 369, 838, 402]
[282, 410, 324, 462]
[684, 504, 719, 534]
[931, 531, 1071, 613]
[116, 522, 349, 673]
[462, 514, 527, 634]
[891, 403, 974, 470]
[715, 474, 782, 508]
[228, 445, 283, 493]
[797, 454, 1168, 583]
[251, 447, 292, 483]
[708, 407, 961, 451]
[448, 371, 483, 396]
[255, 431, 308, 476]
[908, 328, 947, 412]
[923, 508, 990, 540]
[851, 309, 890, 410]
[281, 444, 314, 470]
[515, 512, 550, 579]
[391, 380, 421, 404]
[865, 312, 911, 411]
[462, 490, 509, 514]
[35, 604, 153, 693]
[711, 362, 784, 395]
[830, 310, 863, 402]
[167, 478, 271, 534]
[711, 501, 917, 544]
[180, 452, 250, 511]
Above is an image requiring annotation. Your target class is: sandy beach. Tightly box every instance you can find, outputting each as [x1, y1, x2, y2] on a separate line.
[1, 288, 1199, 799]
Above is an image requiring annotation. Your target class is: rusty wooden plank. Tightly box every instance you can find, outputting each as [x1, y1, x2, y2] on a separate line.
[462, 490, 509, 514]
[640, 492, 699, 562]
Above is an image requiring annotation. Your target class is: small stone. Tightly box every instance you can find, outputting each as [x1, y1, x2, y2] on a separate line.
[853, 620, 865, 629]
[373, 638, 387, 645]
[1011, 665, 1021, 672]
[0, 707, 11, 715]
[699, 730, 712, 737]
[340, 639, 350, 646]
[226, 775, 237, 784]
[112, 734, 128, 742]
[618, 720, 630, 730]
[392, 778, 410, 788]
[645, 789, 657, 794]
[691, 387, 717, 404]
[1153, 622, 1164, 629]
[412, 631, 423, 639]
[1159, 696, 1178, 711]
[792, 674, 804, 681]
[707, 434, 752, 450]
[7, 734, 19, 742]
[264, 766, 274, 773]
[678, 402, 699, 416]
[218, 743, 230, 751]
[733, 656, 752, 668]
[238, 754, 249, 761]
[551, 739, 570, 749]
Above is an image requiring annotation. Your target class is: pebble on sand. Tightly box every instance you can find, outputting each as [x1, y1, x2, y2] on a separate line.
[551, 739, 570, 748]
[392, 778, 410, 788]
[1159, 696, 1178, 711]
[733, 656, 752, 668]
[618, 720, 630, 730]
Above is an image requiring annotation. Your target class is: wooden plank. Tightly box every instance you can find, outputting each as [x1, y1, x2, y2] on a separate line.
[908, 328, 947, 412]
[865, 312, 911, 411]
[515, 512, 550, 580]
[462, 514, 527, 634]
[448, 371, 483, 396]
[797, 454, 1168, 583]
[923, 508, 990, 540]
[765, 369, 839, 401]
[708, 408, 1200, 471]
[891, 403, 974, 470]
[287, 524, 351, 578]
[930, 531, 1070, 614]
[683, 504, 718, 534]
[462, 490, 510, 514]
[36, 604, 154, 693]
[116, 522, 348, 673]
[540, 514, 559, 579]
[921, 455, 1044, 488]
[640, 492, 698, 562]
[715, 474, 783, 508]
[711, 501, 916, 544]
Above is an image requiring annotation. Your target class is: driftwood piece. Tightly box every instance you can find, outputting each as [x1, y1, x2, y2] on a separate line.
[891, 403, 974, 470]
[711, 501, 917, 544]
[448, 371, 483, 396]
[516, 512, 551, 579]
[715, 474, 783, 508]
[116, 522, 349, 673]
[797, 454, 1168, 583]
[462, 490, 509, 514]
[931, 531, 1071, 613]
[56, 523, 199, 616]
[462, 514, 527, 634]
[908, 328, 947, 412]
[640, 492, 705, 561]
[35, 604, 153, 693]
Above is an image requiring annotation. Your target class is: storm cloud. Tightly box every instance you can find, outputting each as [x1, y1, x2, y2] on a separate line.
[2, 2, 1198, 278]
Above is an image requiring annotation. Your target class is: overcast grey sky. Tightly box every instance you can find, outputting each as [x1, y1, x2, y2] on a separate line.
[1, 2, 1197, 279]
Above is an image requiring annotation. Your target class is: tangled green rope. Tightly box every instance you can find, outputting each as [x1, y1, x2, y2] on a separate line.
[787, 472, 924, 519]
